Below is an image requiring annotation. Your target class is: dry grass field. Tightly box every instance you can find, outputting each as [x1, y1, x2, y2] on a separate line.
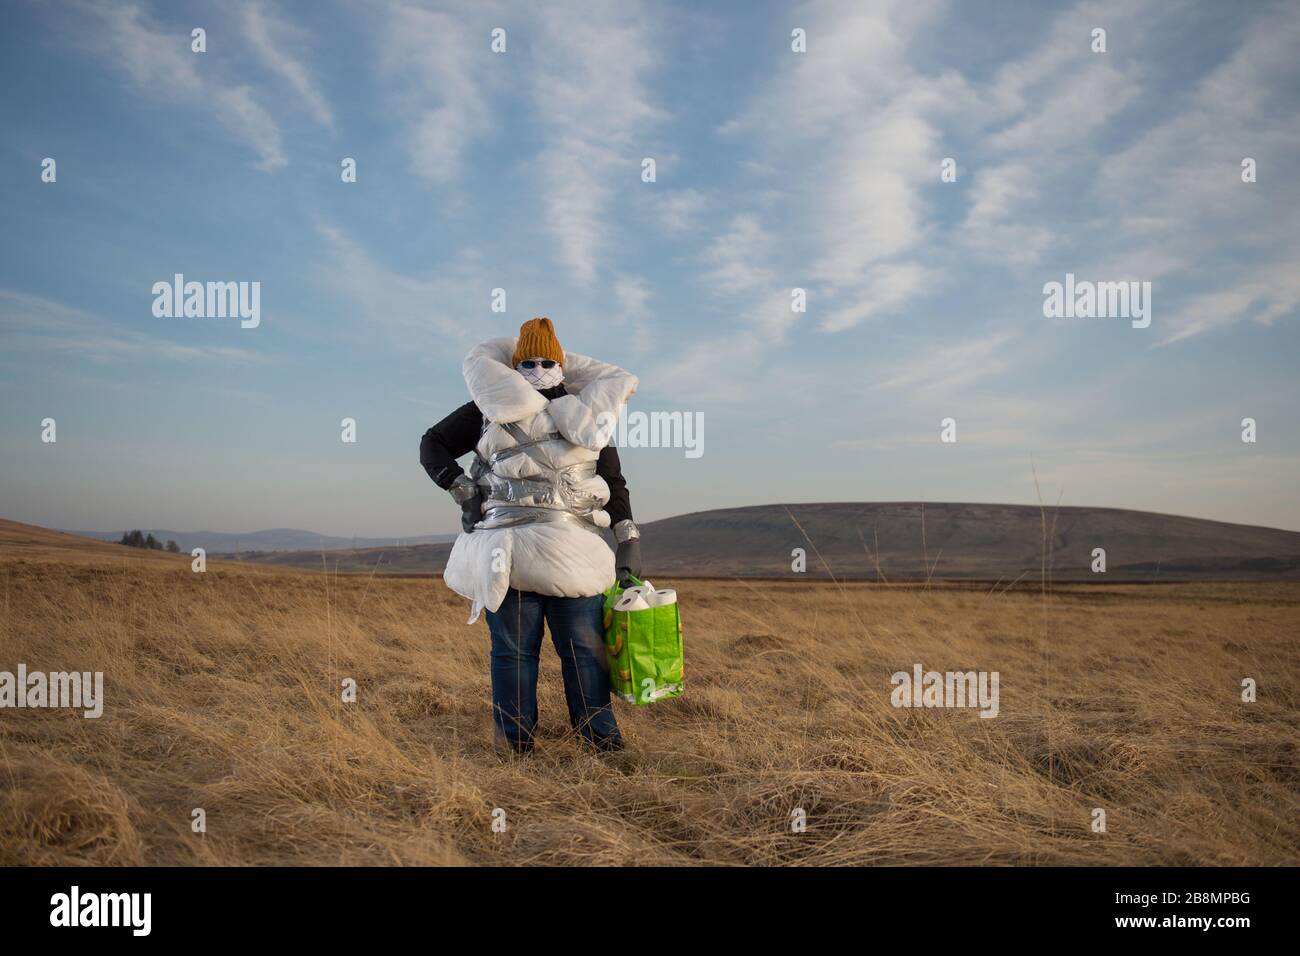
[1, 520, 1297, 866]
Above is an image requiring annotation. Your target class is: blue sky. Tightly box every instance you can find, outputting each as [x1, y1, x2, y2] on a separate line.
[2, 0, 1298, 538]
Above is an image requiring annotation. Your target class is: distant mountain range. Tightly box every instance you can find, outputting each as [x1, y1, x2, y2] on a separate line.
[63, 528, 458, 554]
[209, 502, 1300, 581]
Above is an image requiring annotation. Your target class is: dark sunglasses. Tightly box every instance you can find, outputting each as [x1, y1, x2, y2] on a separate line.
[520, 360, 558, 369]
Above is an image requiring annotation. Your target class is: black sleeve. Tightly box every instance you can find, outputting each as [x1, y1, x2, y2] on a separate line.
[597, 445, 633, 526]
[420, 401, 484, 489]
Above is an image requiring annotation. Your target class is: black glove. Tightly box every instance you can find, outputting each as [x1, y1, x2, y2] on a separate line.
[448, 475, 483, 534]
[460, 494, 483, 533]
[615, 537, 642, 584]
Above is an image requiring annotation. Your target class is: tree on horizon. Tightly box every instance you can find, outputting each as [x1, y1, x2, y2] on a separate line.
[118, 530, 165, 551]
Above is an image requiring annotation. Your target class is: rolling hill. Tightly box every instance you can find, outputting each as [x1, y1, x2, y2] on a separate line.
[63, 528, 457, 553]
[206, 502, 1300, 581]
[0, 518, 194, 567]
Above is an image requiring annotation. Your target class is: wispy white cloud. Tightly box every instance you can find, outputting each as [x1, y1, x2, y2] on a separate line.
[696, 215, 805, 339]
[313, 222, 483, 353]
[211, 86, 287, 171]
[612, 275, 653, 325]
[381, 2, 499, 185]
[1162, 267, 1300, 344]
[822, 262, 929, 333]
[0, 289, 269, 365]
[643, 335, 766, 404]
[958, 162, 1054, 267]
[242, 1, 334, 130]
[527, 1, 666, 285]
[809, 108, 936, 290]
[651, 188, 708, 236]
[88, 1, 287, 170]
[720, 0, 943, 141]
[701, 214, 774, 296]
[953, 2, 1149, 266]
[715, 0, 949, 334]
[1091, 4, 1300, 343]
[870, 331, 1018, 393]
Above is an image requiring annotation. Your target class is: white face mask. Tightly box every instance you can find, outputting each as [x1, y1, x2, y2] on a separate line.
[516, 356, 564, 389]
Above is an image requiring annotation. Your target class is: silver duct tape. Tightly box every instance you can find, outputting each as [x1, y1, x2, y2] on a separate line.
[488, 430, 565, 467]
[476, 506, 603, 534]
[476, 459, 601, 514]
[480, 474, 558, 505]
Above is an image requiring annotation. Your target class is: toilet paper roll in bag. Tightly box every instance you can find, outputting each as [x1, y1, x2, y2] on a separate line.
[643, 588, 677, 608]
[614, 590, 650, 612]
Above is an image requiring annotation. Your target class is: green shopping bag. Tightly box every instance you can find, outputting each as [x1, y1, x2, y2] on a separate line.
[602, 575, 683, 705]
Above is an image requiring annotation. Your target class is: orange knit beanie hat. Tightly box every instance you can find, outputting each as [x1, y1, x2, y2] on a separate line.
[511, 316, 564, 367]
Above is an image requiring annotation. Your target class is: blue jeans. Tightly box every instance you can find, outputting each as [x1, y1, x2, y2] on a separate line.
[485, 589, 622, 752]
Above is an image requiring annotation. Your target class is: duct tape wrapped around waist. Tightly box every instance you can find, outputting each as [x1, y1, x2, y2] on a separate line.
[476, 504, 603, 533]
[471, 433, 602, 533]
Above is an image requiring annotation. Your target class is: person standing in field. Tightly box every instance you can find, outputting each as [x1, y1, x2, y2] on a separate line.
[420, 317, 643, 754]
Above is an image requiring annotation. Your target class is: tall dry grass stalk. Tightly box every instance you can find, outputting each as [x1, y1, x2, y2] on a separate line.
[0, 538, 1297, 865]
